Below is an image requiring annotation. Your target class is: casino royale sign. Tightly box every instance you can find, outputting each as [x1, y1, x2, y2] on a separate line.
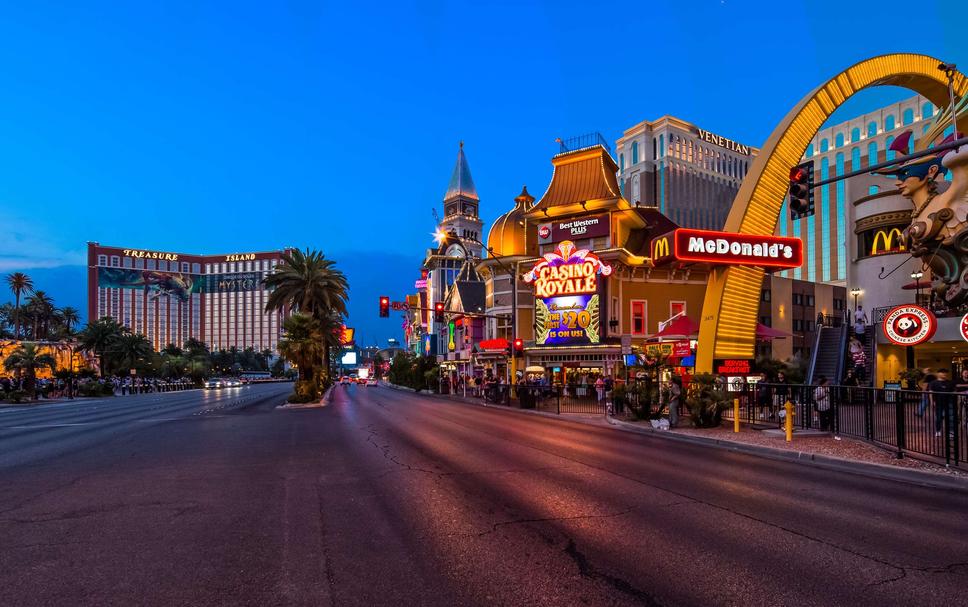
[524, 241, 613, 346]
[651, 229, 802, 270]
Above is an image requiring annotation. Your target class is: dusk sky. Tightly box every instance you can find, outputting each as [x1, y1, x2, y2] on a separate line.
[1, 0, 964, 345]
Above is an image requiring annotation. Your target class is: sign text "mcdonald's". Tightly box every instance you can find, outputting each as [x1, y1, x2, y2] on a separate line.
[652, 228, 803, 270]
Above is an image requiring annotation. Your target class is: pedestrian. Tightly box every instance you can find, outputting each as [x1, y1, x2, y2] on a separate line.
[917, 368, 936, 417]
[957, 369, 968, 429]
[853, 305, 868, 336]
[668, 376, 682, 428]
[814, 375, 833, 431]
[929, 369, 957, 437]
[772, 371, 790, 419]
[595, 376, 605, 402]
[841, 368, 858, 404]
[756, 372, 771, 419]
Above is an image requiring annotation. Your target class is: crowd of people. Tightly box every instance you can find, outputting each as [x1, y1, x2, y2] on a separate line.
[0, 375, 199, 400]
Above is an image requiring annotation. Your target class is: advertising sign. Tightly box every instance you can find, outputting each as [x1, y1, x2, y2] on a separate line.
[537, 214, 610, 244]
[340, 351, 358, 366]
[645, 343, 674, 357]
[202, 272, 264, 293]
[340, 326, 355, 345]
[882, 305, 937, 346]
[651, 228, 802, 270]
[97, 268, 201, 301]
[960, 313, 968, 342]
[714, 359, 752, 375]
[524, 240, 612, 346]
[673, 340, 692, 357]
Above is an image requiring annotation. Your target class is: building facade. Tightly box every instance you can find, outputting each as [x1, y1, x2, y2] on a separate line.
[614, 116, 758, 230]
[87, 243, 290, 353]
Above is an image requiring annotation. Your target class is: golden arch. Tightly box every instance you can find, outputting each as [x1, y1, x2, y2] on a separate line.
[696, 53, 968, 372]
[871, 227, 905, 255]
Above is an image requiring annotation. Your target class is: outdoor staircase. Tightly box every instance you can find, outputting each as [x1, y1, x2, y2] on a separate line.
[808, 324, 847, 385]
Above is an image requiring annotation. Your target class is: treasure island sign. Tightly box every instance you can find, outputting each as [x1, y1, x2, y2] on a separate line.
[523, 240, 612, 346]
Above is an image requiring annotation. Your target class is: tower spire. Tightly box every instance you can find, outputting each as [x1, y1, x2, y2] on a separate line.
[444, 142, 479, 201]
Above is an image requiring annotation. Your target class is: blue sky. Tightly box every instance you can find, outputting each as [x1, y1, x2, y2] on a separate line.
[0, 0, 964, 345]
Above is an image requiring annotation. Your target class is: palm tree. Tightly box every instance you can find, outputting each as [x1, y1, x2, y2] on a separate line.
[263, 249, 348, 381]
[278, 314, 323, 382]
[112, 333, 153, 375]
[25, 291, 55, 340]
[260, 348, 273, 371]
[3, 342, 57, 400]
[6, 272, 33, 340]
[59, 306, 81, 335]
[0, 302, 14, 338]
[77, 317, 128, 377]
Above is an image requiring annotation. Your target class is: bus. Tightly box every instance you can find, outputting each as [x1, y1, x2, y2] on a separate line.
[240, 371, 272, 383]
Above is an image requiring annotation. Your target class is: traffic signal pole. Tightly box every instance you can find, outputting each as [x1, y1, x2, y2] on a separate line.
[809, 136, 968, 189]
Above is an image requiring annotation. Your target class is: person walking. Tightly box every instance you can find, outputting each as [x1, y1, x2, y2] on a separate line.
[853, 305, 868, 336]
[772, 371, 790, 420]
[917, 368, 936, 417]
[595, 376, 605, 403]
[930, 369, 957, 437]
[668, 376, 682, 428]
[957, 368, 968, 430]
[814, 375, 833, 431]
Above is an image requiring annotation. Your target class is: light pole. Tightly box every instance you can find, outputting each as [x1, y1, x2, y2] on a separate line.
[850, 287, 861, 312]
[911, 271, 924, 305]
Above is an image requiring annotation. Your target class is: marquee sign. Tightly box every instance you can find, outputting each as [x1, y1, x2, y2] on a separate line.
[882, 305, 937, 346]
[537, 214, 609, 244]
[695, 128, 752, 156]
[524, 240, 612, 346]
[651, 228, 802, 270]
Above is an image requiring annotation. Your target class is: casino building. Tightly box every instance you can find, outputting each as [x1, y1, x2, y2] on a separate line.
[87, 243, 291, 353]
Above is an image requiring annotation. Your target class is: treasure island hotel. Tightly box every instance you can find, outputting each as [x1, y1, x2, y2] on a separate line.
[87, 243, 291, 353]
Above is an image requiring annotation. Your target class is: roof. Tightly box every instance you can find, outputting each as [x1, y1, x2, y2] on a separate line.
[530, 145, 621, 211]
[444, 142, 479, 201]
[486, 185, 533, 257]
[623, 208, 681, 256]
[454, 281, 485, 314]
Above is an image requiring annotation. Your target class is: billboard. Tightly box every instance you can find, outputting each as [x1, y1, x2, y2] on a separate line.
[340, 351, 358, 366]
[202, 272, 265, 293]
[651, 228, 802, 270]
[97, 268, 201, 301]
[537, 214, 609, 245]
[524, 240, 612, 346]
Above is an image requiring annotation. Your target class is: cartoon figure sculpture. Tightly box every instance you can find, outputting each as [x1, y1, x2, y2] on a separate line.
[878, 96, 968, 306]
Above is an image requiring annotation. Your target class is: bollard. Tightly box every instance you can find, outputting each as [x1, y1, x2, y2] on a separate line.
[734, 398, 740, 433]
[785, 400, 794, 442]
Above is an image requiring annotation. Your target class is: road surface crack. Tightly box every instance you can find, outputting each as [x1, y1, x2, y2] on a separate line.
[564, 538, 664, 606]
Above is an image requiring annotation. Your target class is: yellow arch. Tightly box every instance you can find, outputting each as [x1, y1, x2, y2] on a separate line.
[696, 53, 968, 373]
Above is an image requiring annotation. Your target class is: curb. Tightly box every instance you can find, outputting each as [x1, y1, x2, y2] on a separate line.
[603, 415, 968, 492]
[391, 386, 968, 492]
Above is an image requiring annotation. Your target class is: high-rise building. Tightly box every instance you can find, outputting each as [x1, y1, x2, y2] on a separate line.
[614, 116, 759, 230]
[779, 94, 945, 285]
[87, 243, 290, 353]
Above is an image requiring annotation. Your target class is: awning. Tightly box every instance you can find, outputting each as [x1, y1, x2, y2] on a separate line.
[755, 323, 791, 340]
[649, 315, 700, 341]
[524, 365, 545, 373]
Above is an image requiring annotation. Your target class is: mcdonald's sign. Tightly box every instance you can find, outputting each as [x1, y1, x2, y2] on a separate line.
[652, 234, 673, 263]
[649, 228, 802, 270]
[870, 227, 906, 255]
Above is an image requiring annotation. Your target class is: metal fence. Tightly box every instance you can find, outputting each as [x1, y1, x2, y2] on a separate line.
[477, 383, 608, 415]
[723, 383, 967, 466]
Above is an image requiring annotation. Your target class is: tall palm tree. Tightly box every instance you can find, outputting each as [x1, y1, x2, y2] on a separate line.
[263, 249, 348, 381]
[112, 333, 153, 375]
[25, 291, 55, 340]
[59, 306, 81, 335]
[6, 272, 33, 340]
[3, 342, 57, 400]
[77, 317, 128, 377]
[278, 314, 323, 382]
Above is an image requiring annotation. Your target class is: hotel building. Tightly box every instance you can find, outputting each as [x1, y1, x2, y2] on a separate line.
[87, 243, 291, 353]
[614, 117, 759, 230]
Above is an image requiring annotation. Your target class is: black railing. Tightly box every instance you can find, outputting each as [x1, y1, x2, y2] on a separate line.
[557, 133, 611, 155]
[722, 383, 966, 466]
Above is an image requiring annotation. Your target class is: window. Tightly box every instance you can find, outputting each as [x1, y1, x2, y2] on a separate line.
[869, 185, 879, 195]
[806, 295, 815, 306]
[850, 127, 860, 143]
[631, 141, 639, 165]
[670, 301, 686, 318]
[631, 300, 647, 336]
[868, 141, 878, 165]
[834, 298, 845, 311]
[851, 147, 861, 170]
[886, 135, 896, 161]
[820, 138, 829, 153]
[903, 108, 914, 125]
[98, 254, 107, 266]
[759, 316, 772, 327]
[110, 255, 120, 267]
[793, 319, 803, 331]
[792, 293, 803, 305]
[885, 115, 895, 131]
[619, 154, 624, 171]
[806, 321, 814, 332]
[867, 121, 878, 138]
[923, 102, 933, 119]
[835, 133, 844, 148]
[761, 289, 771, 302]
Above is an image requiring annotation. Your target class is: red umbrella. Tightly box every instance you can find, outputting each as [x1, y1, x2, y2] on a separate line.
[900, 280, 932, 290]
[756, 323, 791, 340]
[650, 315, 700, 341]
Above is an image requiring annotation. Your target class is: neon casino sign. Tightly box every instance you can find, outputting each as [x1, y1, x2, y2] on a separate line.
[523, 240, 612, 346]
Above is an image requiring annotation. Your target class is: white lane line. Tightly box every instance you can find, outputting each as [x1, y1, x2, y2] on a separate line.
[3, 423, 99, 429]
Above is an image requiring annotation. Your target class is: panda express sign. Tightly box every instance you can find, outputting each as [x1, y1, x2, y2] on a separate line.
[651, 228, 802, 270]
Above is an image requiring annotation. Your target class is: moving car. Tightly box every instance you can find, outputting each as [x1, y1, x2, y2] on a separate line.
[339, 376, 351, 385]
[224, 378, 242, 388]
[204, 378, 224, 390]
[366, 378, 378, 387]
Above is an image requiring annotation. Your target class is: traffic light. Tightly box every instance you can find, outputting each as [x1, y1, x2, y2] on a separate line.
[513, 338, 524, 357]
[788, 161, 815, 220]
[434, 302, 445, 322]
[378, 296, 389, 318]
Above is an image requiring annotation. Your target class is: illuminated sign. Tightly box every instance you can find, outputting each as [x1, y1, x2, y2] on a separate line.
[340, 351, 358, 366]
[225, 253, 257, 262]
[340, 326, 355, 345]
[695, 128, 751, 156]
[651, 229, 802, 270]
[204, 272, 263, 293]
[882, 305, 937, 346]
[525, 241, 612, 346]
[714, 359, 752, 375]
[122, 249, 179, 261]
[645, 343, 674, 357]
[97, 268, 200, 301]
[961, 313, 968, 343]
[537, 214, 609, 244]
[414, 279, 427, 290]
[870, 228, 906, 255]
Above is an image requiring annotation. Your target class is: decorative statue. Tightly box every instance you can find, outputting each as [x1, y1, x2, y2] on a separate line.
[878, 98, 968, 307]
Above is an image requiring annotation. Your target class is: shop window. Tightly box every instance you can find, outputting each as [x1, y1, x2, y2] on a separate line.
[670, 301, 686, 318]
[631, 300, 647, 336]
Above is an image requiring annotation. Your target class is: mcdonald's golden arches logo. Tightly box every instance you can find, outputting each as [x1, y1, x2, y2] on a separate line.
[870, 228, 905, 255]
[653, 236, 671, 259]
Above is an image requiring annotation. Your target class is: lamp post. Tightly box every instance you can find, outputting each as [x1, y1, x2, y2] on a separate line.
[850, 287, 861, 312]
[911, 271, 924, 305]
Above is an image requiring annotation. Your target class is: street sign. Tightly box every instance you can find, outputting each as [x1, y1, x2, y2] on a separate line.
[390, 301, 410, 311]
[620, 334, 631, 355]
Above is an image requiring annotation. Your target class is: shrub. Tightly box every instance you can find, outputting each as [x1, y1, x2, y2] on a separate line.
[287, 392, 318, 404]
[7, 390, 28, 404]
[686, 373, 728, 428]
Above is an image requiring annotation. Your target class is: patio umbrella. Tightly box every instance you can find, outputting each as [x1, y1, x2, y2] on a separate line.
[900, 280, 933, 290]
[755, 323, 791, 340]
[649, 315, 700, 341]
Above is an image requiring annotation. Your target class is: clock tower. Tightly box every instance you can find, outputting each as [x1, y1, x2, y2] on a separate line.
[440, 141, 484, 258]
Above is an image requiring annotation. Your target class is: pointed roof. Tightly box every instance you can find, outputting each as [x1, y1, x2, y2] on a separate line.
[444, 141, 479, 201]
[528, 145, 621, 212]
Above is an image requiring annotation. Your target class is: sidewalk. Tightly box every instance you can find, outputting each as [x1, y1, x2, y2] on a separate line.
[403, 384, 968, 490]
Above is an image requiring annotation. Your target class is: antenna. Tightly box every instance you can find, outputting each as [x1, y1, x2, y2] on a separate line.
[432, 208, 441, 225]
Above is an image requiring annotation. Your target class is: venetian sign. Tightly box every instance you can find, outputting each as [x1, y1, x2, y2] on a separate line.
[524, 241, 612, 346]
[651, 228, 802, 270]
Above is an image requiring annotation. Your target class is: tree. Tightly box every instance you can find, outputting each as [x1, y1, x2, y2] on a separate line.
[77, 317, 128, 377]
[54, 306, 81, 340]
[277, 314, 323, 382]
[162, 343, 183, 357]
[6, 272, 33, 340]
[3, 342, 56, 399]
[263, 249, 348, 382]
[260, 348, 273, 371]
[0, 303, 14, 338]
[24, 291, 55, 340]
[111, 333, 153, 375]
[183, 338, 209, 358]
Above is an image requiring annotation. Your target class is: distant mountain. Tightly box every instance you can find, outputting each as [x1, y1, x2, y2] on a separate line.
[1, 252, 426, 346]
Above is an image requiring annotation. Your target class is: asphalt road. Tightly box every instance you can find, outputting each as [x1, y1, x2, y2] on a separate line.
[1, 383, 967, 606]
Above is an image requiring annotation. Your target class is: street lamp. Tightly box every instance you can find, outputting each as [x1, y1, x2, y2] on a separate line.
[850, 287, 862, 312]
[911, 271, 924, 305]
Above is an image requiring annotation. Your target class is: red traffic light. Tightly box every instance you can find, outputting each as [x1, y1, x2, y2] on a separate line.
[513, 338, 523, 351]
[378, 295, 390, 317]
[434, 302, 445, 322]
[789, 166, 805, 182]
[380, 296, 389, 304]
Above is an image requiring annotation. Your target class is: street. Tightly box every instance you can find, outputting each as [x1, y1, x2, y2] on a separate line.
[1, 383, 967, 606]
